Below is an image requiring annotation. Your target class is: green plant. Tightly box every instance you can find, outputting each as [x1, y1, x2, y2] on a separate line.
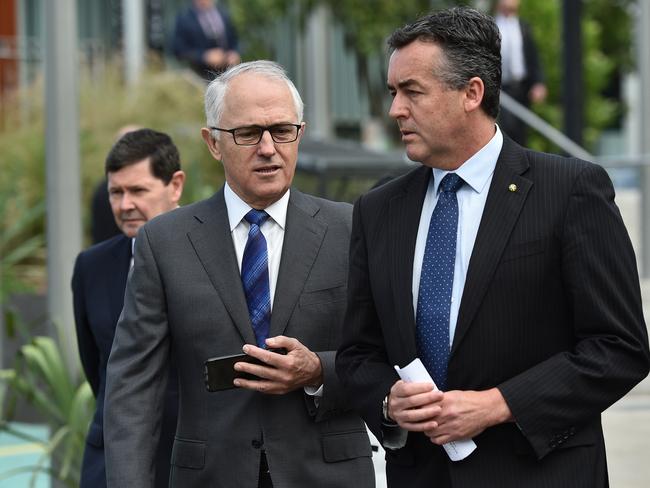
[519, 0, 632, 152]
[0, 334, 94, 487]
[0, 197, 46, 304]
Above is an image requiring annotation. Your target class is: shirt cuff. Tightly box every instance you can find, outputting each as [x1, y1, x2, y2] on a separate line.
[303, 384, 324, 397]
[381, 422, 408, 450]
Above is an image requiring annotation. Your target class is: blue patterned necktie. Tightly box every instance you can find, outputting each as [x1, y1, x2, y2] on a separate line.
[416, 173, 464, 391]
[241, 209, 271, 348]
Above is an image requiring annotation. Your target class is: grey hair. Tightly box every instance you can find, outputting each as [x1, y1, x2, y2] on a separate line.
[204, 60, 304, 138]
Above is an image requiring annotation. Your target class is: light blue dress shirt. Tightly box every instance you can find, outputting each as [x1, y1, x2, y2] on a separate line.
[412, 127, 504, 345]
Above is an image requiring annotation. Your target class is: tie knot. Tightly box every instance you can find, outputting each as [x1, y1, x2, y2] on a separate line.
[439, 173, 463, 194]
[244, 209, 269, 227]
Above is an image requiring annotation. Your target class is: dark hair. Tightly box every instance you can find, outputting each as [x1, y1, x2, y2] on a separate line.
[387, 6, 502, 119]
[105, 128, 181, 184]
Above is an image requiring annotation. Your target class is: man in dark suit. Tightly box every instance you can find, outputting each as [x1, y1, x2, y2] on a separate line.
[72, 129, 185, 488]
[336, 7, 650, 488]
[172, 0, 240, 80]
[103, 61, 375, 488]
[494, 0, 547, 145]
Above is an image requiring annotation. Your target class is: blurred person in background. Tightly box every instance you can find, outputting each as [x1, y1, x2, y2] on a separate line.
[72, 129, 185, 488]
[90, 125, 142, 244]
[494, 0, 546, 146]
[172, 0, 241, 81]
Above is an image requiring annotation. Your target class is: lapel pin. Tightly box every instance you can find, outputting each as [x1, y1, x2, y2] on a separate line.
[508, 184, 517, 192]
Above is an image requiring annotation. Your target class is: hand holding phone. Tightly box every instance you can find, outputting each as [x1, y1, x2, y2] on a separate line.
[204, 348, 287, 392]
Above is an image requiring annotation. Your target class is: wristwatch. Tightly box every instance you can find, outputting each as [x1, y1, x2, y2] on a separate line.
[382, 395, 393, 423]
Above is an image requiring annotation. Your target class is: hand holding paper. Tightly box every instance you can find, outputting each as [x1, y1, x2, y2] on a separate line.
[394, 358, 477, 461]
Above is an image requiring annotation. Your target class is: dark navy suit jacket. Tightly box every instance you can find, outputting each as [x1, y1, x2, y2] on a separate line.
[337, 137, 650, 487]
[72, 234, 178, 488]
[171, 5, 239, 80]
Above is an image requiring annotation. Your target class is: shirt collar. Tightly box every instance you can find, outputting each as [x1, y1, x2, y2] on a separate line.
[224, 182, 290, 231]
[432, 125, 503, 196]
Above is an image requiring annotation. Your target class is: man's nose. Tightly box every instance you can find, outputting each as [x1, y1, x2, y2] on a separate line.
[388, 94, 408, 119]
[120, 193, 136, 210]
[256, 129, 277, 156]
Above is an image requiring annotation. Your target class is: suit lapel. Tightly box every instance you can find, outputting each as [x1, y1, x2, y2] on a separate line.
[108, 236, 132, 326]
[388, 166, 431, 360]
[451, 139, 532, 355]
[187, 191, 257, 345]
[269, 190, 326, 338]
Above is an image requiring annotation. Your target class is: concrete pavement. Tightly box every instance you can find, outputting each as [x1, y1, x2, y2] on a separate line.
[603, 189, 650, 488]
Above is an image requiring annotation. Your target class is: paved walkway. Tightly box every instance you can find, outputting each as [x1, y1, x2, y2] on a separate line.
[604, 391, 650, 488]
[0, 422, 49, 487]
[600, 189, 650, 487]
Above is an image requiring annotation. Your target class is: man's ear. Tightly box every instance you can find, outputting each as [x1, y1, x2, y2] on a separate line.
[201, 127, 222, 161]
[169, 170, 186, 204]
[463, 77, 485, 113]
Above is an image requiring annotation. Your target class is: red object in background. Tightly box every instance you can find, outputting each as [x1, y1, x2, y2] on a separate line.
[0, 0, 18, 127]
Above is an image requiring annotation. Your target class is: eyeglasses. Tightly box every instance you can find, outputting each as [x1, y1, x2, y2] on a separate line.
[209, 124, 302, 146]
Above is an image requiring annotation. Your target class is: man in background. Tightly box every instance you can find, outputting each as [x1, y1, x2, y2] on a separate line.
[90, 125, 142, 244]
[172, 0, 241, 80]
[494, 0, 546, 145]
[72, 129, 185, 488]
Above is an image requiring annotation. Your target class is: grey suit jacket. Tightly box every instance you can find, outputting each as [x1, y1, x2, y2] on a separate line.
[104, 188, 374, 488]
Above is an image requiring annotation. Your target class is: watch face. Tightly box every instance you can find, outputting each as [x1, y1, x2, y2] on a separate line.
[382, 396, 390, 420]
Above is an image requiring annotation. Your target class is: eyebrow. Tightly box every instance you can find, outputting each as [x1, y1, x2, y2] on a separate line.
[387, 78, 424, 91]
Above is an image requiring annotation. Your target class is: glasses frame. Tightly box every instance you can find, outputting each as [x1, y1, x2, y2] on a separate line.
[209, 123, 302, 146]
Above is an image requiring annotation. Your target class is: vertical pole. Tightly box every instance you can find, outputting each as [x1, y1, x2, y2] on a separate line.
[639, 1, 650, 276]
[303, 4, 332, 140]
[122, 0, 145, 84]
[562, 0, 584, 146]
[44, 0, 82, 370]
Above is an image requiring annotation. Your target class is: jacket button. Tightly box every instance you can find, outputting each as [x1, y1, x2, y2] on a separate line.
[251, 439, 263, 449]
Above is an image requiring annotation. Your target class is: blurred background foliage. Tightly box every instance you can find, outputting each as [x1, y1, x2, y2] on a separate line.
[518, 0, 635, 152]
[0, 63, 225, 294]
[0, 333, 93, 487]
[0, 0, 637, 296]
[230, 0, 634, 152]
[0, 2, 639, 485]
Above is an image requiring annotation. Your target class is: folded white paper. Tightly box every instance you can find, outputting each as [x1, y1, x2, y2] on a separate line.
[394, 358, 477, 461]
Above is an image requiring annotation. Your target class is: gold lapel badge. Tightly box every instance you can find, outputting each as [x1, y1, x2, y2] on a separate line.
[508, 184, 517, 192]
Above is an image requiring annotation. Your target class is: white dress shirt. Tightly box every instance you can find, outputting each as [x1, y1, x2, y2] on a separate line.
[224, 184, 324, 397]
[130, 237, 136, 269]
[224, 183, 289, 309]
[412, 126, 503, 346]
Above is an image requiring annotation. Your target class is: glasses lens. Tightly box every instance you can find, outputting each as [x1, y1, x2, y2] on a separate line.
[233, 126, 263, 145]
[270, 125, 298, 143]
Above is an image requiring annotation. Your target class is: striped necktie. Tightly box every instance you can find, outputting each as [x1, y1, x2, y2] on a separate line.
[241, 209, 271, 348]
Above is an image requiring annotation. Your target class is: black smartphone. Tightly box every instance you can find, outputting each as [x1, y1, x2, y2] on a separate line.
[204, 348, 287, 392]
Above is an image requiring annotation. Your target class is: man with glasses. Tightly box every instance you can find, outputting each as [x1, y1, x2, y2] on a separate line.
[104, 61, 375, 488]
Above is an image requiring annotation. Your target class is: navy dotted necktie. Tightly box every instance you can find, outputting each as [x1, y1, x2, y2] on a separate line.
[416, 173, 464, 391]
[241, 209, 271, 348]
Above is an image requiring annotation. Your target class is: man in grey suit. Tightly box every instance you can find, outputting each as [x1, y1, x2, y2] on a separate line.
[104, 60, 375, 488]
